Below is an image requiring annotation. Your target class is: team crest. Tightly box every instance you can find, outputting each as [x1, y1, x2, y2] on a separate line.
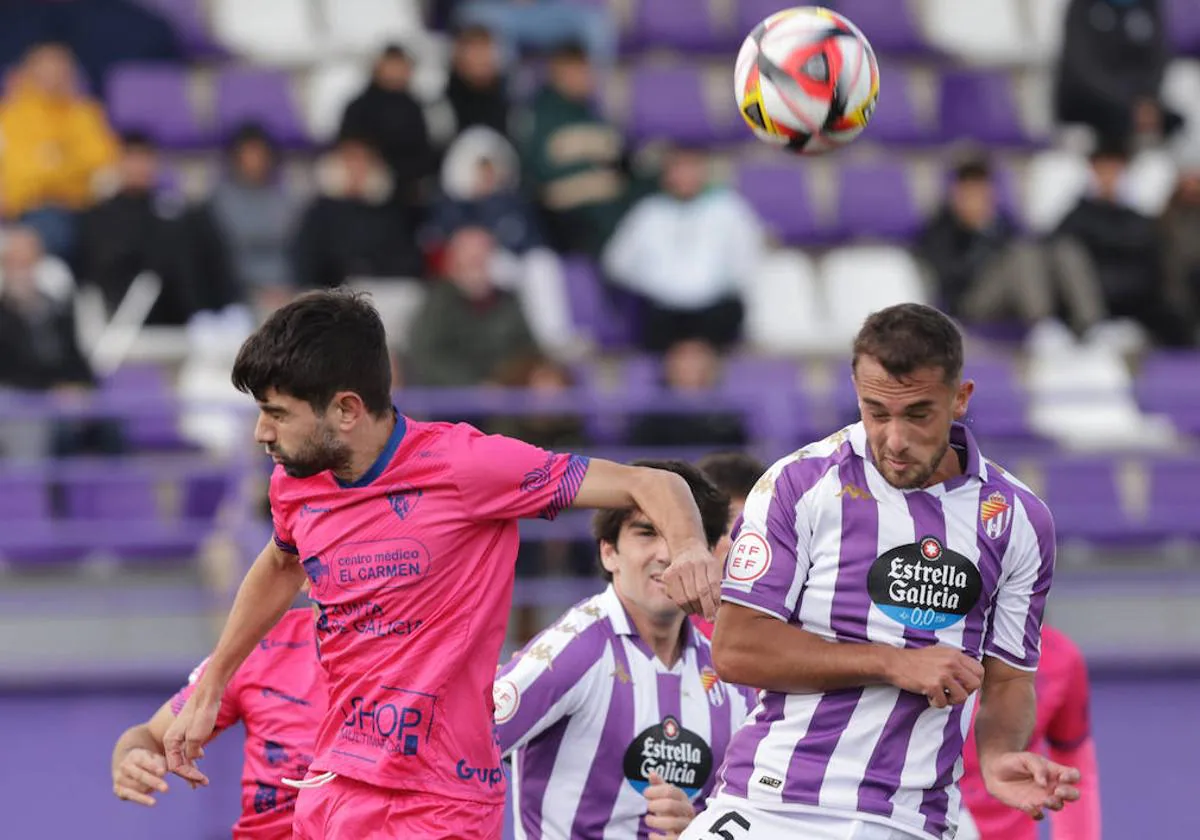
[387, 485, 422, 520]
[980, 492, 1012, 540]
[700, 666, 725, 707]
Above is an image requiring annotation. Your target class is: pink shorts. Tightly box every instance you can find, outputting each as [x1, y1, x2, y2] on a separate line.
[291, 774, 503, 840]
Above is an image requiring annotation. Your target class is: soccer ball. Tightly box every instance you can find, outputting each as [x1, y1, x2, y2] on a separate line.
[734, 6, 880, 155]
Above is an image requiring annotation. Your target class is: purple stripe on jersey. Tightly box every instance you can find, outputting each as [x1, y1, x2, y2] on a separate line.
[919, 703, 968, 838]
[715, 690, 786, 799]
[541, 455, 590, 520]
[1015, 489, 1056, 667]
[570, 638, 636, 838]
[273, 531, 298, 554]
[902, 492, 949, 648]
[829, 456, 878, 642]
[855, 690, 930, 817]
[782, 688, 865, 803]
[967, 482, 1015, 658]
[517, 715, 572, 839]
[644, 670, 684, 840]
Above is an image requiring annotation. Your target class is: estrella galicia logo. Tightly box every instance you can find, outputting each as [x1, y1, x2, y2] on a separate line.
[387, 484, 423, 520]
[302, 555, 330, 585]
[622, 716, 713, 800]
[520, 452, 555, 493]
[868, 536, 982, 631]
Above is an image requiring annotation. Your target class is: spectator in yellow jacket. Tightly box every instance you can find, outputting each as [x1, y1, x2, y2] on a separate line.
[0, 43, 120, 257]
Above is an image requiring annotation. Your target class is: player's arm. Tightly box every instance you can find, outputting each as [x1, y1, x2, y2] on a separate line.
[163, 539, 304, 775]
[112, 702, 176, 806]
[572, 459, 717, 618]
[1046, 638, 1101, 840]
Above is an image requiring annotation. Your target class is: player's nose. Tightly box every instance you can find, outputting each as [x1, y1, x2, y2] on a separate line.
[254, 415, 276, 444]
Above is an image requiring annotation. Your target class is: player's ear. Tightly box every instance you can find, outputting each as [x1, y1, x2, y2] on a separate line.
[330, 392, 367, 428]
[953, 378, 974, 420]
[599, 539, 620, 576]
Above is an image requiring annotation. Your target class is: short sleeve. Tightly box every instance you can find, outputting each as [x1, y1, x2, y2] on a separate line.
[1045, 635, 1092, 751]
[269, 469, 298, 554]
[493, 616, 609, 756]
[169, 656, 243, 732]
[720, 457, 813, 622]
[983, 494, 1056, 671]
[450, 426, 590, 521]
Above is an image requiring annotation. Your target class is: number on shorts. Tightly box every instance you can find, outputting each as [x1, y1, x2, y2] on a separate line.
[707, 811, 752, 839]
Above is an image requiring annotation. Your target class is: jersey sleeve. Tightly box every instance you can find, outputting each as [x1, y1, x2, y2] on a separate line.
[983, 493, 1056, 671]
[450, 425, 590, 521]
[493, 616, 609, 756]
[168, 656, 243, 732]
[1045, 634, 1092, 751]
[720, 456, 813, 622]
[269, 469, 298, 554]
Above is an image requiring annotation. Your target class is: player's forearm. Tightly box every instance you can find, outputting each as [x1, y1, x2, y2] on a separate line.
[630, 467, 710, 556]
[974, 674, 1036, 778]
[196, 546, 305, 693]
[1049, 739, 1101, 840]
[712, 608, 895, 692]
[112, 723, 164, 768]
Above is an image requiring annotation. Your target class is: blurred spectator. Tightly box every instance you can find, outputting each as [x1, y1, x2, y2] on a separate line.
[1055, 0, 1183, 143]
[1055, 139, 1195, 347]
[1161, 147, 1200, 328]
[454, 0, 617, 69]
[185, 123, 298, 315]
[291, 134, 423, 290]
[447, 25, 511, 137]
[627, 339, 749, 448]
[337, 44, 436, 206]
[604, 145, 762, 353]
[487, 352, 584, 449]
[406, 226, 538, 386]
[77, 132, 194, 326]
[427, 126, 542, 256]
[915, 157, 1106, 341]
[0, 43, 119, 258]
[521, 43, 635, 257]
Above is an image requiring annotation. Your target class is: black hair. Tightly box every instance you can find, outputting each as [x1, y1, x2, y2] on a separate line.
[231, 288, 393, 417]
[695, 452, 767, 501]
[593, 460, 730, 582]
[952, 156, 991, 183]
[852, 303, 964, 384]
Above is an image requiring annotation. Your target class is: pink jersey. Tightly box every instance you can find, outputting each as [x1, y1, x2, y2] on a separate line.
[960, 625, 1092, 840]
[271, 417, 589, 804]
[171, 609, 326, 840]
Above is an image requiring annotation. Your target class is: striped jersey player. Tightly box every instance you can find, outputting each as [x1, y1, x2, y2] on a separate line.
[495, 461, 757, 840]
[684, 305, 1081, 840]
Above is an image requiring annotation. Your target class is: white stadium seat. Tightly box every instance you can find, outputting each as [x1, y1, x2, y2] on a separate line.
[819, 246, 930, 347]
[306, 61, 369, 142]
[212, 0, 323, 65]
[1025, 150, 1090, 232]
[921, 0, 1029, 65]
[744, 250, 832, 355]
[1125, 149, 1178, 218]
[1163, 60, 1200, 150]
[1026, 0, 1071, 61]
[319, 0, 426, 57]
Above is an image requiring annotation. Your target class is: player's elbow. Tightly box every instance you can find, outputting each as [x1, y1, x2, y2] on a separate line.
[711, 618, 767, 688]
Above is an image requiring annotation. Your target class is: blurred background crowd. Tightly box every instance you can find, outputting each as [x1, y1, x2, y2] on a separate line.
[0, 0, 1198, 837]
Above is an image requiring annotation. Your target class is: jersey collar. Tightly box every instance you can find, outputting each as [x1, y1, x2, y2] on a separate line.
[601, 584, 700, 651]
[335, 407, 406, 489]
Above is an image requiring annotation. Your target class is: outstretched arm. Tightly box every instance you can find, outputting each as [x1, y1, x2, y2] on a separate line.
[112, 703, 178, 806]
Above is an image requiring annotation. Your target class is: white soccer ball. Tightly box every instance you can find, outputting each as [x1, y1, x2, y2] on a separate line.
[734, 6, 880, 155]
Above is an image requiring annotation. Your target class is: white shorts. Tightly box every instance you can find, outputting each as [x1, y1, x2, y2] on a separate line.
[680, 795, 925, 840]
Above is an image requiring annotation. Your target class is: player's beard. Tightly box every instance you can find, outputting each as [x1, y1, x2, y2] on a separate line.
[876, 440, 949, 490]
[271, 424, 352, 479]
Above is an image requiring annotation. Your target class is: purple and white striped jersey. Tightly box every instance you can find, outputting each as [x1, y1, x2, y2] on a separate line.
[713, 422, 1056, 840]
[494, 585, 757, 840]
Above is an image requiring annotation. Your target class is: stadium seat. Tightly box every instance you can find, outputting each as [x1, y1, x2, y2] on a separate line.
[306, 61, 369, 142]
[734, 0, 795, 41]
[1145, 458, 1200, 539]
[101, 363, 188, 451]
[1027, 0, 1070, 62]
[106, 64, 209, 148]
[819, 246, 930, 347]
[832, 162, 921, 242]
[0, 473, 49, 522]
[921, 0, 1029, 65]
[1165, 0, 1200, 55]
[1124, 149, 1178, 218]
[743, 249, 835, 355]
[626, 65, 730, 145]
[134, 0, 227, 58]
[867, 65, 936, 146]
[633, 0, 725, 52]
[214, 67, 310, 147]
[835, 0, 930, 56]
[211, 0, 323, 65]
[938, 70, 1031, 146]
[561, 257, 635, 351]
[319, 0, 425, 56]
[62, 475, 160, 521]
[1024, 150, 1089, 232]
[1134, 352, 1200, 435]
[1163, 61, 1200, 139]
[1041, 456, 1147, 544]
[733, 161, 826, 245]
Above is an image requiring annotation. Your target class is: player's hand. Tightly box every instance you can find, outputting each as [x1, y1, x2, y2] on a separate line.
[982, 752, 1081, 821]
[112, 747, 169, 806]
[643, 771, 696, 840]
[663, 542, 722, 621]
[885, 645, 984, 708]
[163, 690, 219, 787]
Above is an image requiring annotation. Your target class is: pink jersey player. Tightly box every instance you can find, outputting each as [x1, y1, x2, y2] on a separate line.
[111, 608, 325, 839]
[163, 290, 719, 840]
[960, 626, 1101, 840]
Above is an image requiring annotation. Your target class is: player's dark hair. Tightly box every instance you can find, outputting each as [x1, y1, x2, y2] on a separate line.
[231, 289, 393, 417]
[852, 303, 964, 384]
[593, 460, 730, 582]
[695, 452, 766, 501]
[952, 156, 991, 183]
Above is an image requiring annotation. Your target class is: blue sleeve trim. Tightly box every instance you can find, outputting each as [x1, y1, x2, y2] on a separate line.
[273, 532, 299, 554]
[539, 455, 591, 521]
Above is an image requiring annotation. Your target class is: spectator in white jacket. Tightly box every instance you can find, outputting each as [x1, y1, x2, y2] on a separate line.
[603, 145, 764, 353]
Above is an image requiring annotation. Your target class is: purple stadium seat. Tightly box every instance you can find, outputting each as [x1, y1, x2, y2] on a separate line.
[633, 0, 725, 51]
[106, 64, 209, 148]
[0, 475, 49, 521]
[627, 65, 730, 145]
[1042, 457, 1142, 543]
[734, 161, 827, 244]
[938, 70, 1031, 147]
[1134, 352, 1200, 434]
[1145, 458, 1200, 539]
[834, 0, 930, 56]
[62, 475, 159, 521]
[182, 473, 233, 519]
[100, 363, 189, 451]
[866, 66, 935, 145]
[561, 257, 634, 351]
[734, 0, 793, 40]
[214, 68, 309, 148]
[833, 162, 921, 241]
[1165, 0, 1200, 54]
[133, 0, 228, 58]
